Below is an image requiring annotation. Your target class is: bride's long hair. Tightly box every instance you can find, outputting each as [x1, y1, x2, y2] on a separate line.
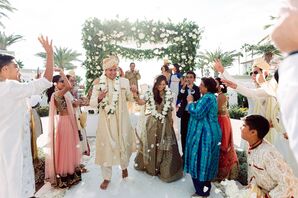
[153, 75, 168, 105]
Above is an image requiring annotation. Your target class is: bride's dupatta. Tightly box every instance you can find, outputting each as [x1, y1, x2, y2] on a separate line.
[45, 93, 81, 184]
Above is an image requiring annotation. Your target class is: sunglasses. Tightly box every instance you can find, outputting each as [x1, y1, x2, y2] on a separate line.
[250, 71, 259, 76]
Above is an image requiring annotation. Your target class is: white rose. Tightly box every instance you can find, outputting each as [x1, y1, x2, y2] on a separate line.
[152, 27, 156, 32]
[88, 36, 92, 41]
[138, 33, 145, 39]
[131, 27, 136, 31]
[181, 55, 186, 59]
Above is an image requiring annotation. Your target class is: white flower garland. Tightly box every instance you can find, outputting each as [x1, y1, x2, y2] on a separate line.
[98, 72, 120, 114]
[146, 87, 172, 123]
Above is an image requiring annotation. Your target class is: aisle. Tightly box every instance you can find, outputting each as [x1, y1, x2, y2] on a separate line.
[36, 138, 224, 198]
[36, 115, 245, 197]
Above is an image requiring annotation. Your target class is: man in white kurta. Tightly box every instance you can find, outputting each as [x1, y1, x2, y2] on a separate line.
[90, 55, 136, 190]
[0, 36, 53, 198]
[271, 2, 298, 164]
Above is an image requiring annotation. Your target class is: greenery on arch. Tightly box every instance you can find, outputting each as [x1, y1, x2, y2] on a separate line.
[82, 18, 203, 89]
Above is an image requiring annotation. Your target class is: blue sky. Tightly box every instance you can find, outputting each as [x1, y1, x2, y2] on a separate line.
[3, 0, 283, 84]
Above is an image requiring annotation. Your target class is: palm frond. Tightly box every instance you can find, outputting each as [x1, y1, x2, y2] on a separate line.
[36, 46, 81, 69]
[0, 32, 23, 50]
[0, 0, 16, 27]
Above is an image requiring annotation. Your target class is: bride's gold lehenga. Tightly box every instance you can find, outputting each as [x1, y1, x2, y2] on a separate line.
[134, 101, 183, 182]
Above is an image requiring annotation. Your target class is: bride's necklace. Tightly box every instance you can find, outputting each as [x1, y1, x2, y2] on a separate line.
[147, 87, 172, 123]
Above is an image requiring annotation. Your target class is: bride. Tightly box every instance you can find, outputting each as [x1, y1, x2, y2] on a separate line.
[131, 75, 183, 182]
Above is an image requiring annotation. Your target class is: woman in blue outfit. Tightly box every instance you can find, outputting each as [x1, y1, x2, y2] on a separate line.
[184, 77, 222, 198]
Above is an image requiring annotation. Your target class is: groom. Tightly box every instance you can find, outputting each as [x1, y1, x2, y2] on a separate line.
[90, 55, 136, 190]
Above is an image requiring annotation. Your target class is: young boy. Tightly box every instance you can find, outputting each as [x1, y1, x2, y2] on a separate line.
[241, 115, 298, 197]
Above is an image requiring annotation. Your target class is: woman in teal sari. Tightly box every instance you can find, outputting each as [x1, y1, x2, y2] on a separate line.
[184, 77, 222, 198]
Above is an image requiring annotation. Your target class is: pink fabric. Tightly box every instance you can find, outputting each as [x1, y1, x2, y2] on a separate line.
[45, 93, 81, 183]
[217, 115, 238, 178]
[55, 115, 81, 175]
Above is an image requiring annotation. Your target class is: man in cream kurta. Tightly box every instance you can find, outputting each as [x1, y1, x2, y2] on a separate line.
[125, 62, 141, 89]
[0, 36, 53, 198]
[90, 55, 136, 190]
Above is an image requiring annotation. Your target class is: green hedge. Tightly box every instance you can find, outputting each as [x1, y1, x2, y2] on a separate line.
[229, 105, 248, 120]
[36, 106, 49, 117]
[236, 149, 248, 185]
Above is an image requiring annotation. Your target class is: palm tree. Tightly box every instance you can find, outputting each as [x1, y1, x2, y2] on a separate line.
[195, 56, 208, 77]
[241, 43, 256, 58]
[0, 31, 23, 50]
[241, 42, 280, 63]
[0, 0, 16, 27]
[253, 43, 281, 64]
[197, 48, 242, 76]
[36, 46, 81, 70]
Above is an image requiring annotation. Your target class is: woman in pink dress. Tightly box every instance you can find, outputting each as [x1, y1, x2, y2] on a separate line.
[45, 69, 82, 188]
[215, 77, 239, 180]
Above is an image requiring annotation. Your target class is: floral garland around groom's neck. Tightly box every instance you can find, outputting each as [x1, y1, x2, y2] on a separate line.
[98, 72, 120, 115]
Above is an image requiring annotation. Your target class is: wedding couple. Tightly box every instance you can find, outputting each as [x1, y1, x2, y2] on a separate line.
[90, 55, 183, 190]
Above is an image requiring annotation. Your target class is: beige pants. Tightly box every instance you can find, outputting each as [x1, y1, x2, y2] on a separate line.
[101, 161, 129, 180]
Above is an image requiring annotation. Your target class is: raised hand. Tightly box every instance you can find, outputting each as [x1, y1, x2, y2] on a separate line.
[214, 59, 224, 73]
[221, 79, 237, 89]
[39, 35, 54, 82]
[38, 35, 53, 55]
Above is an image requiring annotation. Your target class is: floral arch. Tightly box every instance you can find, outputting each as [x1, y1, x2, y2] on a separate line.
[82, 18, 202, 89]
